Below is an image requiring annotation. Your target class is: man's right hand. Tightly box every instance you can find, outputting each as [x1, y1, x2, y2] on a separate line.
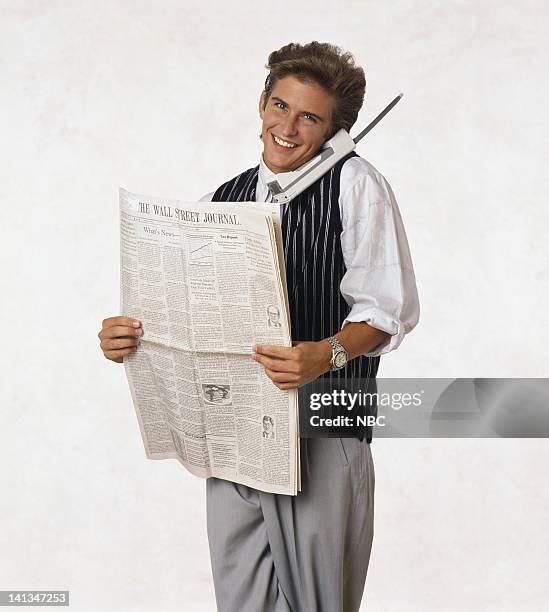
[98, 316, 142, 363]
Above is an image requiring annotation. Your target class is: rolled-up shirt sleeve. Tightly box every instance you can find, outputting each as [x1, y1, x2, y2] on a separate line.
[339, 164, 420, 356]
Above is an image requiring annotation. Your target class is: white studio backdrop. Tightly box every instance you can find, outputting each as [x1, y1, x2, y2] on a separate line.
[1, 1, 548, 610]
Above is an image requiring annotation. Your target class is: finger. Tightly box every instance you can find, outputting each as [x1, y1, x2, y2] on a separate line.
[273, 381, 299, 390]
[264, 369, 299, 384]
[101, 337, 140, 351]
[253, 353, 297, 373]
[102, 316, 141, 330]
[99, 325, 143, 340]
[253, 344, 295, 359]
[104, 346, 137, 361]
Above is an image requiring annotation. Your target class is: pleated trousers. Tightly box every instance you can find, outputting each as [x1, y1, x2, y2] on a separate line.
[206, 437, 375, 612]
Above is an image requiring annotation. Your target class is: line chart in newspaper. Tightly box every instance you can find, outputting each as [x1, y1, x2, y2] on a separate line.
[119, 188, 300, 495]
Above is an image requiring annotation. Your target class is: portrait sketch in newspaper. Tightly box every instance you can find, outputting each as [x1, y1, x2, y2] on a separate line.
[119, 188, 300, 495]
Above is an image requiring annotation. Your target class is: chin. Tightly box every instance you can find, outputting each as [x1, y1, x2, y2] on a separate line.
[263, 154, 293, 174]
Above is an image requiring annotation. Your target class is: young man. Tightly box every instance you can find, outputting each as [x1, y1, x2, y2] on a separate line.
[99, 42, 419, 612]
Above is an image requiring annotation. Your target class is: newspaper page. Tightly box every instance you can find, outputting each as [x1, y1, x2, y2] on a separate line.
[120, 188, 300, 495]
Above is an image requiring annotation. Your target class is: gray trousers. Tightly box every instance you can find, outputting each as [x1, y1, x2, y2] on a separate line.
[206, 437, 375, 612]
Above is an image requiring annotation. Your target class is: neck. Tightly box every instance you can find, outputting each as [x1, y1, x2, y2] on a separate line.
[261, 153, 279, 175]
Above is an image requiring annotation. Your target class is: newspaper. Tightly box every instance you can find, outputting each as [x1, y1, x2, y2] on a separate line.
[119, 188, 300, 495]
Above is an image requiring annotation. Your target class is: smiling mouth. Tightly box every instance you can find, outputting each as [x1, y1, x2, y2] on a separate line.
[272, 134, 298, 149]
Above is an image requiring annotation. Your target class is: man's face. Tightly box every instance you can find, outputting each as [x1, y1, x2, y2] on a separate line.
[267, 305, 280, 322]
[259, 75, 335, 175]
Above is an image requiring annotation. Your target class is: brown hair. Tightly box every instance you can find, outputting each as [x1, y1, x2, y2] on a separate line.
[263, 41, 366, 137]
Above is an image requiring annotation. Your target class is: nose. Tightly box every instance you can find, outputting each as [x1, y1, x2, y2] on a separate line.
[280, 113, 298, 138]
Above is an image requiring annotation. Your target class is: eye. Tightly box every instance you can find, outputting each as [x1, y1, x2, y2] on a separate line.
[303, 113, 317, 123]
[275, 101, 286, 110]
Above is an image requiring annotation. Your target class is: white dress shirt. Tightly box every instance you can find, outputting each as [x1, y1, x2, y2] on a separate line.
[200, 155, 420, 356]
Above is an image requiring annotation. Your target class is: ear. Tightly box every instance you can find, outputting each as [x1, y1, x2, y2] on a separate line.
[258, 90, 267, 119]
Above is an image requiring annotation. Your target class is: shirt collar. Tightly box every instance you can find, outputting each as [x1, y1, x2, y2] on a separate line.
[258, 154, 276, 190]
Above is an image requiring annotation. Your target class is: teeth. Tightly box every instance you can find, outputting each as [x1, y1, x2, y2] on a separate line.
[273, 135, 297, 148]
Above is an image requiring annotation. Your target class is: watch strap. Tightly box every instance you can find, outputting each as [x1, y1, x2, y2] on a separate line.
[326, 335, 348, 370]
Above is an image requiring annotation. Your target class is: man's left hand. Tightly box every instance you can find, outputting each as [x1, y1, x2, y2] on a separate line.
[252, 341, 332, 390]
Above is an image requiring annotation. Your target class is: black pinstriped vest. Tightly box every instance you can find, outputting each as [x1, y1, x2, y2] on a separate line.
[212, 152, 379, 442]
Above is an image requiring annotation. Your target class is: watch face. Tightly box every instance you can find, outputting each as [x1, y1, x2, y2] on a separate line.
[334, 351, 347, 369]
